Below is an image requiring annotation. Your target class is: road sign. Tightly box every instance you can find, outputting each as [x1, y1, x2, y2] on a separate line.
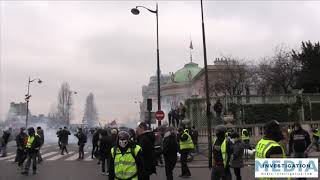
[155, 110, 165, 121]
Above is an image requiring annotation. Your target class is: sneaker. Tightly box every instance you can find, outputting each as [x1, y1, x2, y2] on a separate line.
[105, 172, 109, 176]
[101, 172, 105, 175]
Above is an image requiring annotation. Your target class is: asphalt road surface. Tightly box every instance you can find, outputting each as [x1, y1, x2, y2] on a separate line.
[0, 143, 257, 180]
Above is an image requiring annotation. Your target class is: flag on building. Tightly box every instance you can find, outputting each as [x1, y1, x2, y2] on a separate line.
[189, 40, 193, 49]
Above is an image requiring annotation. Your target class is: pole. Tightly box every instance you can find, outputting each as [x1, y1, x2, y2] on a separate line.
[156, 3, 161, 126]
[25, 76, 30, 128]
[200, 0, 213, 168]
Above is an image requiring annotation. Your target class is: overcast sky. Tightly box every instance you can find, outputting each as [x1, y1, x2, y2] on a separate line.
[1, 1, 319, 124]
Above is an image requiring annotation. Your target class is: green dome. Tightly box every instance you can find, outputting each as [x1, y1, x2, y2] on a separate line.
[173, 62, 202, 83]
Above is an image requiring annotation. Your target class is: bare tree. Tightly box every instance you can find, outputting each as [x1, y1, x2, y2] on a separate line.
[56, 82, 73, 126]
[208, 57, 253, 97]
[82, 93, 98, 128]
[257, 46, 300, 94]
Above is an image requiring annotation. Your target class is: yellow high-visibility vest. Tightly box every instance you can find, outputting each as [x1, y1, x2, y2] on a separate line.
[241, 129, 250, 141]
[212, 136, 227, 168]
[111, 145, 141, 180]
[26, 136, 35, 149]
[255, 138, 287, 180]
[179, 130, 194, 150]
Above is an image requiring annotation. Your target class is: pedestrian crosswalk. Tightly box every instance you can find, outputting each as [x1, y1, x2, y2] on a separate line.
[0, 145, 96, 162]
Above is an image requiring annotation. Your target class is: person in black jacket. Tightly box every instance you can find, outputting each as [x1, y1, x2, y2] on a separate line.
[136, 122, 156, 180]
[15, 127, 28, 167]
[214, 99, 223, 124]
[99, 129, 113, 175]
[92, 128, 100, 159]
[75, 128, 87, 159]
[60, 127, 71, 155]
[56, 127, 62, 149]
[21, 127, 42, 175]
[163, 127, 178, 180]
[1, 128, 12, 157]
[36, 126, 44, 163]
[289, 122, 311, 159]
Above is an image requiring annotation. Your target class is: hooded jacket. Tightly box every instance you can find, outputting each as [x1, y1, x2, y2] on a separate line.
[137, 130, 156, 175]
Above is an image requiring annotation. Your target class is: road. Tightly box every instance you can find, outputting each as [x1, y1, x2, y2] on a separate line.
[0, 143, 257, 180]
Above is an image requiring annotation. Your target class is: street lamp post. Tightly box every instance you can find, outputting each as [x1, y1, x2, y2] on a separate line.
[25, 76, 42, 128]
[200, 0, 213, 168]
[131, 4, 162, 126]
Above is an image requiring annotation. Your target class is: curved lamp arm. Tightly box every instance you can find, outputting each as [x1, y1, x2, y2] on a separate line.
[136, 5, 157, 14]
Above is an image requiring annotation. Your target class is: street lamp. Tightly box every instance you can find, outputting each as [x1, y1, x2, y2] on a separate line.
[25, 77, 42, 128]
[200, 0, 213, 168]
[131, 4, 162, 126]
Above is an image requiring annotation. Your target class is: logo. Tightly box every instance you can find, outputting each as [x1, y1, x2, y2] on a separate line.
[255, 158, 318, 178]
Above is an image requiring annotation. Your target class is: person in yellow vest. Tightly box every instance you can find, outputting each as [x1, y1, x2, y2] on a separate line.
[178, 127, 194, 178]
[109, 130, 143, 180]
[255, 120, 286, 180]
[311, 127, 320, 151]
[21, 127, 42, 175]
[241, 129, 250, 148]
[211, 125, 233, 180]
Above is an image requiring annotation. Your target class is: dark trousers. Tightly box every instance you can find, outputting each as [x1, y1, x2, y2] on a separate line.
[92, 144, 97, 158]
[142, 175, 150, 180]
[37, 146, 42, 161]
[101, 155, 110, 173]
[16, 148, 26, 166]
[180, 152, 191, 176]
[211, 166, 232, 180]
[234, 168, 241, 180]
[61, 143, 68, 154]
[24, 151, 37, 172]
[164, 155, 177, 180]
[79, 144, 85, 159]
[175, 118, 180, 128]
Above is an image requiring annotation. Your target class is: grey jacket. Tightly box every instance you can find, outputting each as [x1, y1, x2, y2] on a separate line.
[230, 139, 244, 168]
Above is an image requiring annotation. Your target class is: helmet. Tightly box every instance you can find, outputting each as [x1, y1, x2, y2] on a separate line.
[28, 127, 35, 135]
[264, 120, 283, 142]
[118, 131, 130, 141]
[118, 131, 130, 148]
[215, 125, 227, 135]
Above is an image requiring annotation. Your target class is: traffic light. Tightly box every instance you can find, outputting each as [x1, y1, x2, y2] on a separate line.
[147, 98, 152, 111]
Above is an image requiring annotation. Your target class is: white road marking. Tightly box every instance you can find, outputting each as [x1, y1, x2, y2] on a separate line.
[65, 152, 88, 161]
[41, 151, 59, 158]
[46, 151, 75, 161]
[84, 153, 93, 161]
[0, 154, 16, 161]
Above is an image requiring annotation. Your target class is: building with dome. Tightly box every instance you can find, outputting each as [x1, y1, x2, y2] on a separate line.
[161, 61, 202, 112]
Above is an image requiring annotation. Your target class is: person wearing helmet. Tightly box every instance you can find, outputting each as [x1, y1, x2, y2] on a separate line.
[211, 125, 233, 180]
[109, 130, 143, 180]
[21, 127, 42, 175]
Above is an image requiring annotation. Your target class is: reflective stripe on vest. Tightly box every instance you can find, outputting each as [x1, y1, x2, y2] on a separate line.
[313, 129, 320, 137]
[179, 131, 194, 150]
[212, 136, 228, 168]
[111, 145, 141, 180]
[241, 129, 250, 141]
[255, 138, 286, 158]
[255, 138, 287, 180]
[26, 136, 35, 148]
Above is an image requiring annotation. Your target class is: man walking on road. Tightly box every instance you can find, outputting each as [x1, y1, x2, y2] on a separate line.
[1, 128, 12, 157]
[60, 127, 71, 155]
[163, 127, 178, 180]
[75, 128, 87, 160]
[21, 127, 42, 175]
[36, 126, 44, 163]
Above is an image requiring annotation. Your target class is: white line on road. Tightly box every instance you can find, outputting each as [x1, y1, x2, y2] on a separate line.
[41, 151, 59, 158]
[84, 154, 93, 161]
[65, 152, 88, 161]
[0, 154, 16, 161]
[46, 151, 75, 161]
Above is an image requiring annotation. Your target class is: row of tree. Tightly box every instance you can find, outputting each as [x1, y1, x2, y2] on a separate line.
[208, 41, 320, 96]
[48, 82, 98, 127]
